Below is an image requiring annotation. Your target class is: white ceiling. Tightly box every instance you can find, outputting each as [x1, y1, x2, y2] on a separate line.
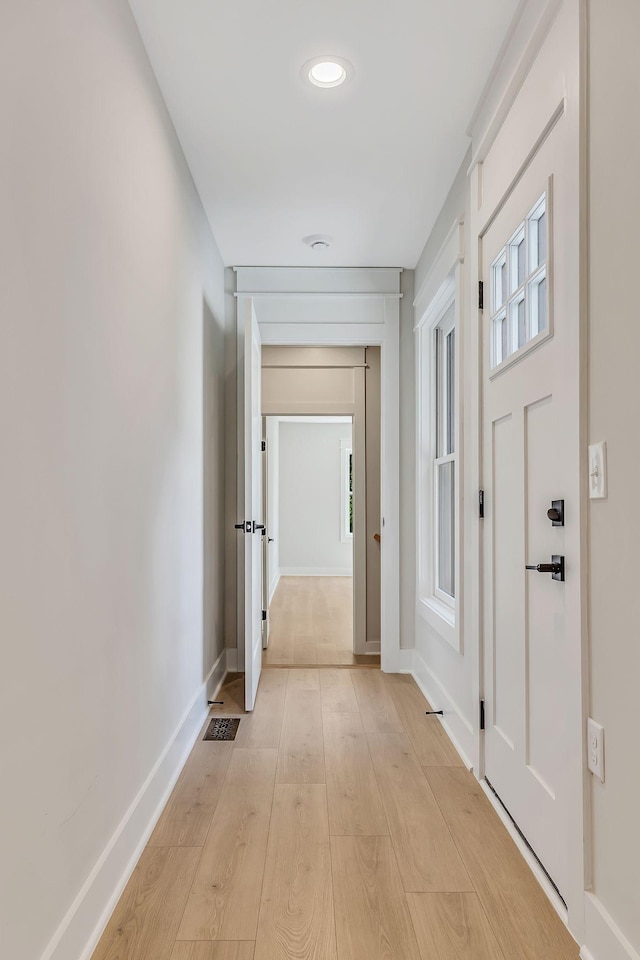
[128, 0, 520, 268]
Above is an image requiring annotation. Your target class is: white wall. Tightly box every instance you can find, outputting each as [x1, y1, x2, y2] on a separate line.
[278, 421, 353, 576]
[0, 3, 228, 959]
[586, 1, 640, 955]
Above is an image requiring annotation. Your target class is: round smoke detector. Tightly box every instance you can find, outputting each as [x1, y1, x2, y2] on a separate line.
[303, 234, 332, 251]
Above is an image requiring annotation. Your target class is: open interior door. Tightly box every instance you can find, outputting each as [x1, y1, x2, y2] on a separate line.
[243, 301, 263, 710]
[261, 427, 270, 650]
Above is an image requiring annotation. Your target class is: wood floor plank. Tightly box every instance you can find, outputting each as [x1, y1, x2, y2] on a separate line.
[292, 639, 319, 664]
[177, 749, 277, 941]
[254, 784, 337, 960]
[264, 577, 357, 666]
[331, 836, 422, 960]
[316, 642, 344, 665]
[286, 668, 321, 691]
[385, 679, 464, 767]
[91, 846, 200, 960]
[407, 893, 506, 960]
[323, 712, 389, 837]
[425, 767, 580, 959]
[320, 669, 359, 714]
[171, 944, 255, 960]
[149, 740, 233, 846]
[234, 670, 288, 749]
[351, 670, 405, 734]
[367, 734, 472, 893]
[276, 688, 325, 783]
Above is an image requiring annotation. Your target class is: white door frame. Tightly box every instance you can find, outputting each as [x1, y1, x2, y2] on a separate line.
[234, 267, 403, 674]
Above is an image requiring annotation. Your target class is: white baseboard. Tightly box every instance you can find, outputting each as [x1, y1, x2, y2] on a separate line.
[225, 647, 238, 673]
[411, 649, 475, 770]
[40, 648, 228, 960]
[582, 893, 640, 960]
[279, 567, 353, 577]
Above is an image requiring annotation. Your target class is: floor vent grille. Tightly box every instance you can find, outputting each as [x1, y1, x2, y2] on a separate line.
[203, 718, 240, 741]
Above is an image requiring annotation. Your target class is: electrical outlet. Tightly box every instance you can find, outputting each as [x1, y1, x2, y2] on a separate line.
[587, 718, 605, 782]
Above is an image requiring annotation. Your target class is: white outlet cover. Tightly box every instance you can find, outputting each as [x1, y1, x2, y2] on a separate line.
[589, 441, 608, 500]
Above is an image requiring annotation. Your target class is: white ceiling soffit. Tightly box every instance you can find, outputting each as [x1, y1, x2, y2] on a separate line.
[128, 0, 520, 268]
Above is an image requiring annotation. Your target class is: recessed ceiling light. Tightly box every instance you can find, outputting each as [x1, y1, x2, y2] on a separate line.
[301, 56, 352, 89]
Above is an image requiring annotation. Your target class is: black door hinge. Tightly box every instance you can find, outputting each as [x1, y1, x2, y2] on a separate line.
[261, 440, 266, 452]
[480, 699, 486, 731]
[479, 490, 485, 519]
[478, 280, 484, 310]
[262, 609, 267, 621]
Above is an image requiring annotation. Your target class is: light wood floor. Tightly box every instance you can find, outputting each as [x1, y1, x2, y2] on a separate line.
[91, 669, 579, 960]
[264, 576, 380, 667]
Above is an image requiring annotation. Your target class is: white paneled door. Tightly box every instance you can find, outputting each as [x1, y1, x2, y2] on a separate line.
[481, 117, 576, 901]
[244, 302, 263, 711]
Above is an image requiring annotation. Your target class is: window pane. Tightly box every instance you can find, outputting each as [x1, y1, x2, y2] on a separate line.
[537, 210, 547, 265]
[493, 313, 507, 367]
[510, 296, 526, 350]
[529, 274, 547, 337]
[509, 229, 526, 293]
[435, 328, 441, 457]
[530, 205, 547, 272]
[493, 252, 507, 310]
[437, 460, 455, 598]
[517, 237, 526, 287]
[446, 329, 455, 455]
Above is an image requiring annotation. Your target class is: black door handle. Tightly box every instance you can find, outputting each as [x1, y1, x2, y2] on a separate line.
[525, 555, 565, 581]
[547, 499, 565, 526]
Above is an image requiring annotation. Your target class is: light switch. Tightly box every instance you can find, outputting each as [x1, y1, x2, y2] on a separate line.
[587, 717, 605, 782]
[588, 441, 607, 500]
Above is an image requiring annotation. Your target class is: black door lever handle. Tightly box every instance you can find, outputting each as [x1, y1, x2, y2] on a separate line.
[525, 555, 565, 581]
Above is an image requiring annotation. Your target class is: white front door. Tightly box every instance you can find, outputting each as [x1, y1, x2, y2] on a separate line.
[244, 302, 263, 711]
[481, 116, 577, 900]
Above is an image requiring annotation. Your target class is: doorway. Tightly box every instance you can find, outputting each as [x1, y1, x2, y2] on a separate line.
[235, 267, 402, 708]
[262, 415, 368, 665]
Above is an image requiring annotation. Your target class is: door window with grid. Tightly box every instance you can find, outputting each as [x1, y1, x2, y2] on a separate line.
[490, 193, 549, 370]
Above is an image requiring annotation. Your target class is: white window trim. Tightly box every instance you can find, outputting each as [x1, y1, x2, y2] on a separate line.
[340, 438, 353, 543]
[415, 222, 464, 652]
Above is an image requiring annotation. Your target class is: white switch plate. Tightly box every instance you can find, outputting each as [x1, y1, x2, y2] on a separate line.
[588, 441, 608, 499]
[587, 717, 605, 782]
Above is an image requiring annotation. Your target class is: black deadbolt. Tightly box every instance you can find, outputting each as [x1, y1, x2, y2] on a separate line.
[547, 499, 565, 526]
